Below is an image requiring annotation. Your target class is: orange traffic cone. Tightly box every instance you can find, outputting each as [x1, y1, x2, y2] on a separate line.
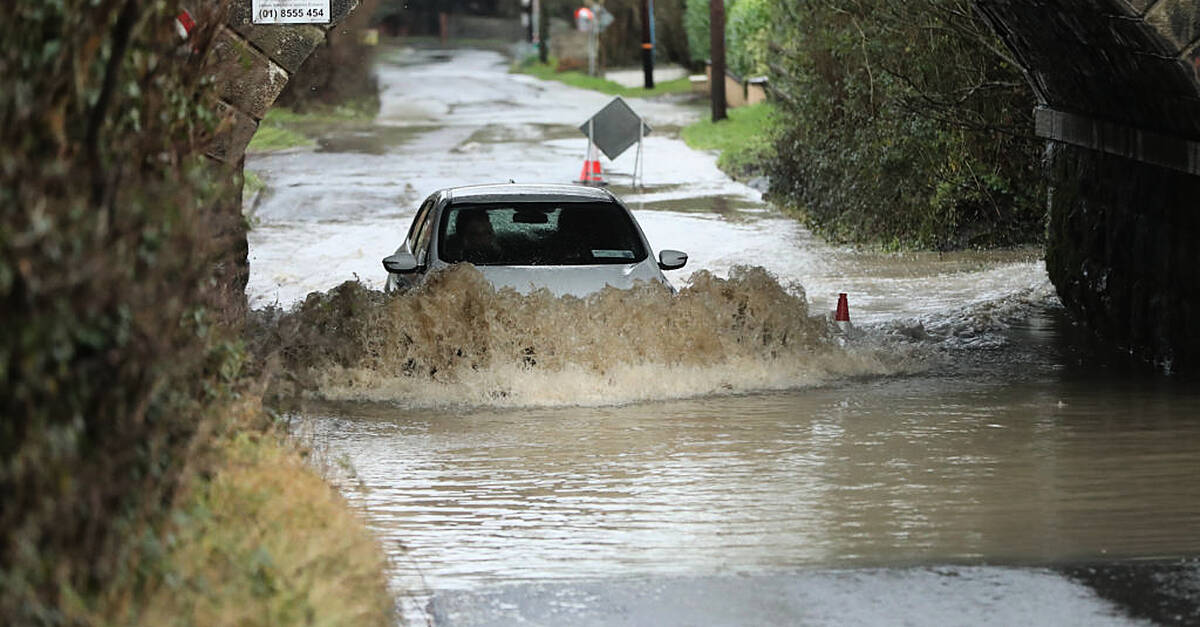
[834, 293, 852, 334]
[578, 145, 606, 186]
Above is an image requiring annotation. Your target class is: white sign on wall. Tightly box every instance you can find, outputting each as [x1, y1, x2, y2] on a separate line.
[252, 0, 331, 24]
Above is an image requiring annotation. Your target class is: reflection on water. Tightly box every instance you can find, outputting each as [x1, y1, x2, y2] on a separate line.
[301, 311, 1200, 592]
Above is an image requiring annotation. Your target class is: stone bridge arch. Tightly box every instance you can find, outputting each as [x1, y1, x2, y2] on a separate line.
[206, 0, 359, 164]
[975, 0, 1200, 369]
[194, 0, 360, 308]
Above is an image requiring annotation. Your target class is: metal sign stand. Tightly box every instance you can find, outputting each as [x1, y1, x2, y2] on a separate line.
[587, 118, 594, 165]
[632, 122, 644, 189]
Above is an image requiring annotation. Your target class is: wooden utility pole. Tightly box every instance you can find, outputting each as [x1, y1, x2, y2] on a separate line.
[641, 0, 655, 89]
[710, 0, 727, 121]
[537, 0, 549, 63]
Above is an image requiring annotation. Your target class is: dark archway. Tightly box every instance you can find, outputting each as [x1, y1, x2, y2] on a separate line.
[976, 0, 1200, 368]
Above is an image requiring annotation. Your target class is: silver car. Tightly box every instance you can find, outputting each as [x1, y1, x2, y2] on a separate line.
[382, 183, 688, 296]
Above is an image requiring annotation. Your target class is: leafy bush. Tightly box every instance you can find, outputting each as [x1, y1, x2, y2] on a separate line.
[278, 0, 381, 110]
[726, 0, 770, 77]
[0, 0, 248, 619]
[684, 0, 767, 75]
[765, 0, 1045, 249]
[684, 0, 715, 63]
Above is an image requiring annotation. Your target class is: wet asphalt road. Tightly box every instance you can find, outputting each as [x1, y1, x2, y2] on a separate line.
[425, 562, 1200, 626]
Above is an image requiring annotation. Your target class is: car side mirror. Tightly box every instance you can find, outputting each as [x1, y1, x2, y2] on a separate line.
[382, 252, 419, 274]
[658, 249, 688, 271]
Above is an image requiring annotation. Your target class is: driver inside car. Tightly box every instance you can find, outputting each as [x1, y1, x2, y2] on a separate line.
[447, 209, 501, 264]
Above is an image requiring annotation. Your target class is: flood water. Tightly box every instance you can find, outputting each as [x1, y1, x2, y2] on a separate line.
[248, 47, 1200, 624]
[301, 310, 1200, 589]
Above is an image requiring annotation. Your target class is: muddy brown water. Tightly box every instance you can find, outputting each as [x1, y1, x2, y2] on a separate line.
[298, 307, 1200, 593]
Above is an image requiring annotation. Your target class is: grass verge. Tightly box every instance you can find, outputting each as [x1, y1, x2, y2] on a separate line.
[513, 58, 694, 98]
[243, 169, 266, 198]
[247, 97, 380, 154]
[681, 102, 775, 179]
[99, 398, 394, 626]
[246, 121, 313, 153]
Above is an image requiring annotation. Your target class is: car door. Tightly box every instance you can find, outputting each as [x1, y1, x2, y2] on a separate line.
[411, 199, 437, 270]
[389, 197, 436, 292]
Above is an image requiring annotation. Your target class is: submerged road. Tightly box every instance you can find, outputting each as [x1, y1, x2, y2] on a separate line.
[247, 48, 1200, 625]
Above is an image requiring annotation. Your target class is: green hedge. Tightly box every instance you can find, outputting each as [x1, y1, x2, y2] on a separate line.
[1, 1, 245, 619]
[684, 0, 715, 64]
[764, 0, 1045, 249]
[726, 0, 770, 77]
[685, 0, 767, 76]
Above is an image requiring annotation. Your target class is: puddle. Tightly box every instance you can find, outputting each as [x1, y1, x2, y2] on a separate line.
[460, 123, 581, 145]
[317, 125, 429, 154]
[624, 194, 765, 219]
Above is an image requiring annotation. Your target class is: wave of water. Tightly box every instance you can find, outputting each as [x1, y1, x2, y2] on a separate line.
[255, 265, 917, 407]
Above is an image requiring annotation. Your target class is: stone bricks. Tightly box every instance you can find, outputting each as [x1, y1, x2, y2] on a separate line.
[206, 100, 259, 165]
[1045, 144, 1200, 369]
[202, 2, 363, 163]
[976, 0, 1200, 140]
[226, 0, 358, 29]
[1145, 0, 1200, 53]
[229, 23, 326, 74]
[205, 26, 290, 120]
[328, 0, 359, 28]
[194, 2, 361, 310]
[1184, 42, 1200, 83]
[1124, 0, 1156, 14]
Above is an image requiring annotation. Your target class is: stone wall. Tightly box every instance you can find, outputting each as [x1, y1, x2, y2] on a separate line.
[207, 0, 360, 166]
[1045, 143, 1200, 369]
[199, 0, 359, 306]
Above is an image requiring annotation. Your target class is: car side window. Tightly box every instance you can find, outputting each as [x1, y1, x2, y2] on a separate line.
[407, 198, 434, 250]
[412, 204, 437, 266]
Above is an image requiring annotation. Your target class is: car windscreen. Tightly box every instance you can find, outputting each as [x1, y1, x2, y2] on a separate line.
[438, 201, 648, 266]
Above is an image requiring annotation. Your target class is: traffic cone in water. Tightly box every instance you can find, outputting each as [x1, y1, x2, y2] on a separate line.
[577, 145, 606, 186]
[834, 293, 852, 334]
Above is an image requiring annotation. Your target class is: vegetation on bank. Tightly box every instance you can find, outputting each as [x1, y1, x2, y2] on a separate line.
[526, 0, 1042, 250]
[2, 1, 392, 622]
[763, 0, 1045, 249]
[132, 411, 393, 626]
[246, 119, 313, 153]
[246, 99, 379, 153]
[514, 57, 694, 98]
[681, 0, 1044, 250]
[243, 170, 267, 199]
[681, 103, 774, 179]
[685, 0, 771, 78]
[277, 0, 382, 110]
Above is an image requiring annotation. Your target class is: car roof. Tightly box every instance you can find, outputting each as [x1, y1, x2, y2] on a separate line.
[441, 183, 617, 205]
